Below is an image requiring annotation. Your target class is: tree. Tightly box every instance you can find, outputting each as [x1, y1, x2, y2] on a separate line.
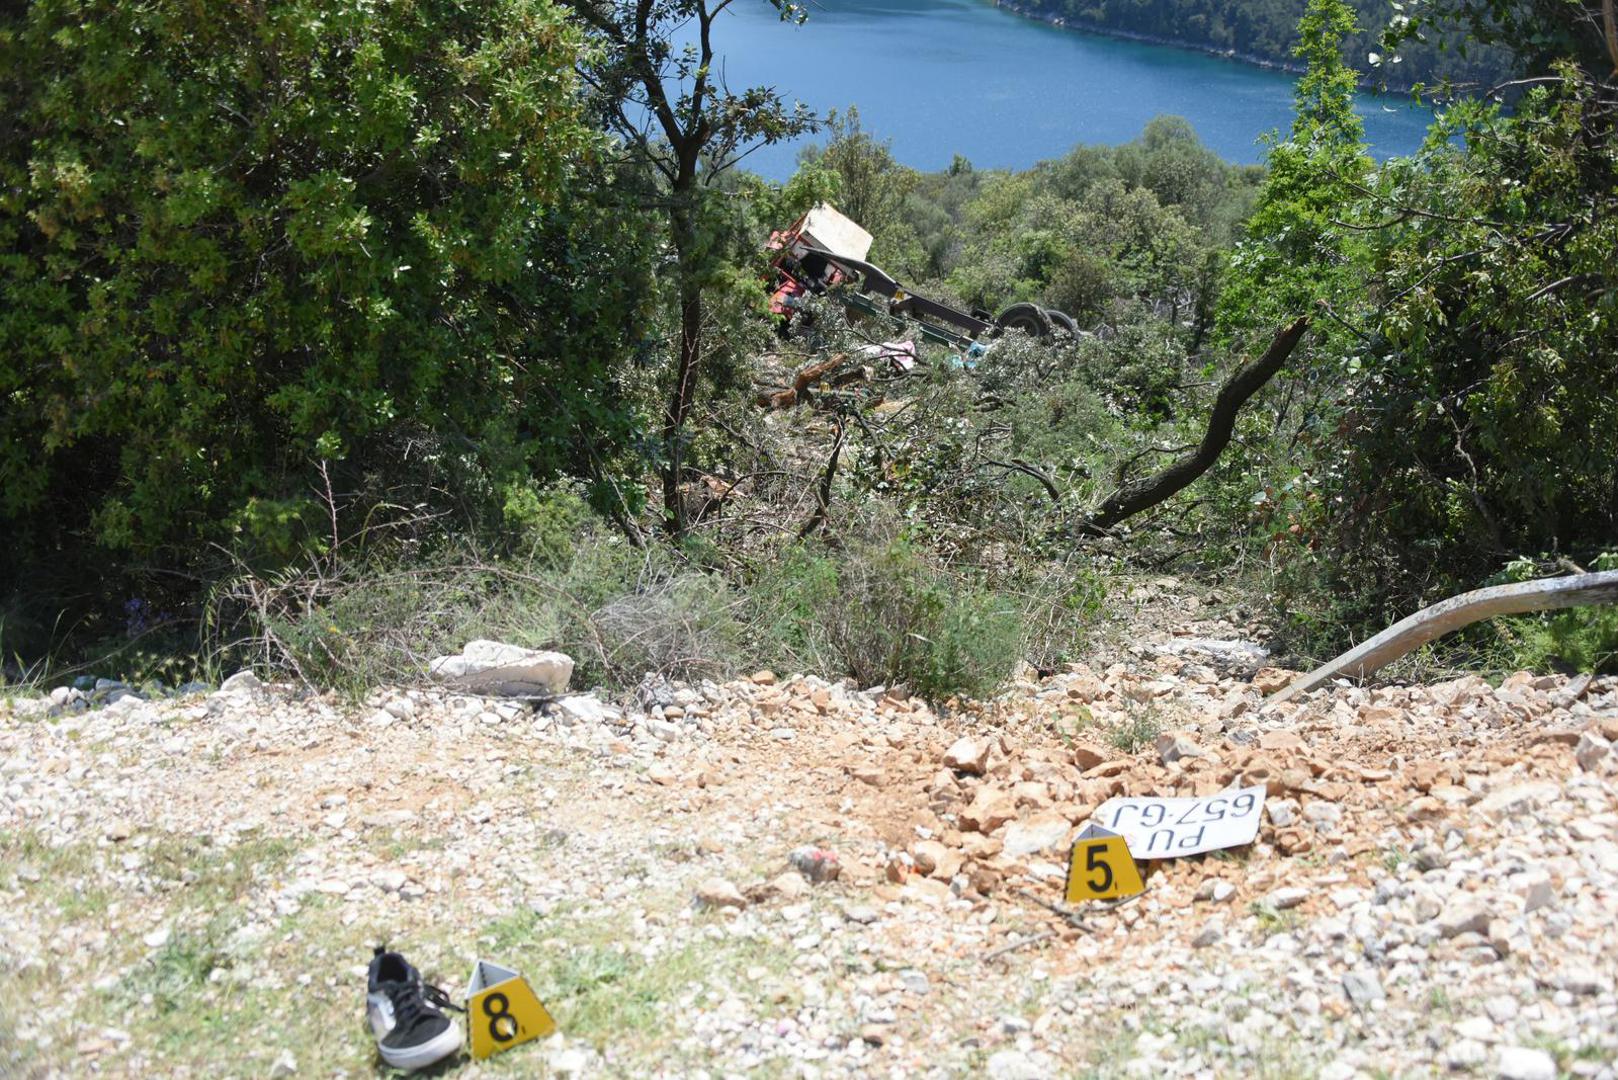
[560, 0, 817, 535]
[1218, 0, 1371, 331]
[1246, 0, 1618, 640]
[1321, 70, 1618, 606]
[0, 0, 645, 635]
[1376, 0, 1618, 84]
[795, 108, 921, 269]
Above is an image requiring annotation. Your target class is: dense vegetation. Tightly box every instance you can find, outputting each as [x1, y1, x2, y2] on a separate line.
[0, 0, 659, 643]
[2, 0, 1614, 692]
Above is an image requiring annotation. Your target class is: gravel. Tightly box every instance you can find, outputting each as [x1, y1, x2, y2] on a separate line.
[4, 605, 1617, 1078]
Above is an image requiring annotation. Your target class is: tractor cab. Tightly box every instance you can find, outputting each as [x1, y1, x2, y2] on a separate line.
[767, 202, 1080, 350]
[767, 203, 874, 318]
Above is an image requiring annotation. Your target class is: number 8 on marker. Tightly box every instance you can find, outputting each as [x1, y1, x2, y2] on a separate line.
[484, 991, 517, 1042]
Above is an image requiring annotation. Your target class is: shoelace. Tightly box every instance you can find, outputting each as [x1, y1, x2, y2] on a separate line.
[373, 944, 466, 1020]
[424, 983, 466, 1015]
[386, 979, 466, 1032]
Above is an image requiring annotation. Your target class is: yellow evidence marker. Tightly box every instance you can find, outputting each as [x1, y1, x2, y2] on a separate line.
[466, 959, 556, 1061]
[1065, 823, 1145, 903]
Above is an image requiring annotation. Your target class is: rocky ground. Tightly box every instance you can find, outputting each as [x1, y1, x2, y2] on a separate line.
[4, 605, 1618, 1079]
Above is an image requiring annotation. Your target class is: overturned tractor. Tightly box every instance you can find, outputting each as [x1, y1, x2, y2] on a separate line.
[767, 204, 1077, 349]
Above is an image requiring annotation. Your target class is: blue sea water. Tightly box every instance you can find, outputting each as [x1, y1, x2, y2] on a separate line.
[700, 0, 1436, 177]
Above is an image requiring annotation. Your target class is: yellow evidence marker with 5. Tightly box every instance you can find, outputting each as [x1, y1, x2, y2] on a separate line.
[465, 959, 556, 1060]
[1065, 822, 1145, 903]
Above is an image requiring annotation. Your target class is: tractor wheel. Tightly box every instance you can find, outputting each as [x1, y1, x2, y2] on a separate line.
[994, 302, 1052, 339]
[1044, 308, 1078, 337]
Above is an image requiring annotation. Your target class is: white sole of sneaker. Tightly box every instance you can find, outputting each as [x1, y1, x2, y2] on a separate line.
[378, 1024, 461, 1072]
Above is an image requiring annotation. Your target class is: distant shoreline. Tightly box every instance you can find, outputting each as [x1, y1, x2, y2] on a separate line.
[989, 0, 1424, 95]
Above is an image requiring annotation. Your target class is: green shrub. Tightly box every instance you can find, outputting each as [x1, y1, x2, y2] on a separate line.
[214, 526, 750, 696]
[1492, 554, 1618, 675]
[765, 529, 1026, 700]
[1106, 710, 1164, 753]
[0, 0, 654, 646]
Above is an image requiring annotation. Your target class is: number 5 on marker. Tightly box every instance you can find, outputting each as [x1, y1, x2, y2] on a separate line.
[1065, 824, 1145, 903]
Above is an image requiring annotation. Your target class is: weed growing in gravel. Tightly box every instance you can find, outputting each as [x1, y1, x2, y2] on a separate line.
[206, 492, 1116, 702]
[141, 833, 299, 905]
[460, 903, 798, 1068]
[758, 529, 1030, 700]
[1105, 708, 1164, 753]
[116, 929, 227, 1017]
[1248, 901, 1301, 937]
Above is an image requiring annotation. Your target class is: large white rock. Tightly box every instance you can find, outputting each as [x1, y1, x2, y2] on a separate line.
[1001, 813, 1072, 857]
[428, 640, 574, 695]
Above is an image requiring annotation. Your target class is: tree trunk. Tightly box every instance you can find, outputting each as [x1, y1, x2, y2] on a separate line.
[1269, 569, 1618, 703]
[662, 283, 702, 536]
[661, 184, 702, 537]
[1077, 316, 1309, 535]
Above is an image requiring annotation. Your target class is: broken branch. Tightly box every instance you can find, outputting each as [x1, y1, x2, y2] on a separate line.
[1269, 569, 1618, 704]
[1077, 317, 1309, 536]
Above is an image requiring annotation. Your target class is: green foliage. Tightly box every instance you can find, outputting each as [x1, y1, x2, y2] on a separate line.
[223, 527, 750, 696]
[1106, 709, 1165, 752]
[1492, 555, 1618, 674]
[1374, 0, 1613, 83]
[561, 0, 817, 536]
[947, 174, 1203, 322]
[794, 108, 924, 272]
[1301, 71, 1618, 617]
[501, 485, 594, 568]
[815, 117, 1258, 326]
[0, 0, 654, 643]
[217, 504, 1105, 700]
[1216, 0, 1372, 342]
[765, 530, 1027, 699]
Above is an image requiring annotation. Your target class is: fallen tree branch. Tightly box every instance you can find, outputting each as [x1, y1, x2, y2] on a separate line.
[982, 458, 1062, 504]
[1076, 316, 1309, 536]
[1012, 888, 1096, 933]
[1269, 569, 1618, 704]
[798, 416, 847, 539]
[982, 930, 1055, 963]
[758, 353, 874, 411]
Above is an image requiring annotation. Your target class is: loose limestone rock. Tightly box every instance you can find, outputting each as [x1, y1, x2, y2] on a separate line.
[428, 640, 574, 695]
[1155, 731, 1202, 765]
[1434, 898, 1490, 939]
[959, 787, 1017, 834]
[1494, 1046, 1557, 1080]
[1476, 782, 1560, 821]
[1575, 730, 1611, 772]
[220, 670, 262, 693]
[1342, 969, 1385, 1009]
[694, 877, 748, 910]
[1252, 667, 1294, 694]
[1267, 887, 1309, 910]
[1070, 740, 1110, 771]
[909, 840, 963, 880]
[943, 736, 991, 776]
[1001, 813, 1071, 857]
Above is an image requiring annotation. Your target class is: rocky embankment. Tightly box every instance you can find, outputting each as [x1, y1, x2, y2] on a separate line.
[3, 636, 1616, 1078]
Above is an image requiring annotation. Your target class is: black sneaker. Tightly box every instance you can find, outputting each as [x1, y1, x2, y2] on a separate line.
[365, 946, 463, 1072]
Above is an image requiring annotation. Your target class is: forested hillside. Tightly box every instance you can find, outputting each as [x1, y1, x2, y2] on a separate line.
[1002, 0, 1515, 88]
[1, 0, 1614, 692]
